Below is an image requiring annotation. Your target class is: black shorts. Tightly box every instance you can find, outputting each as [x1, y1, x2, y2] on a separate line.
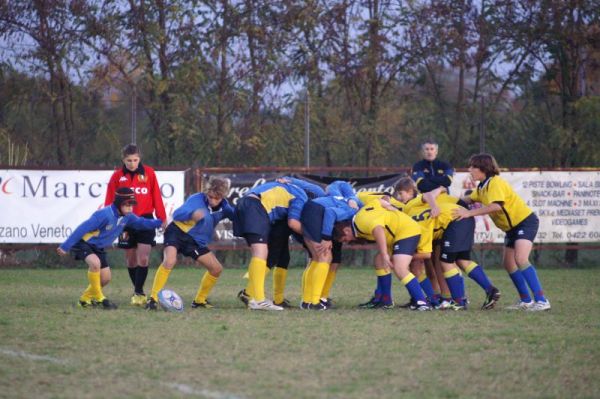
[267, 220, 292, 269]
[301, 200, 325, 242]
[439, 218, 475, 263]
[504, 213, 539, 248]
[163, 223, 210, 260]
[392, 235, 420, 256]
[118, 214, 157, 249]
[233, 196, 270, 245]
[70, 241, 109, 268]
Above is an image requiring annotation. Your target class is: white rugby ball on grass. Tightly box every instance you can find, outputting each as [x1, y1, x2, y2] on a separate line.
[157, 289, 184, 312]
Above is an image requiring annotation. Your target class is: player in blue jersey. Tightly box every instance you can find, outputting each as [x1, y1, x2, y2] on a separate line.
[233, 179, 311, 310]
[300, 181, 360, 310]
[57, 187, 162, 309]
[145, 177, 234, 310]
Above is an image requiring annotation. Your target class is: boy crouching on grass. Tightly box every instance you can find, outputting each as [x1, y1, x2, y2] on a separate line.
[57, 187, 162, 309]
[145, 177, 234, 310]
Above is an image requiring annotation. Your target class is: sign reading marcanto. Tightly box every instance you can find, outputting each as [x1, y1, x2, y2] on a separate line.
[0, 169, 185, 244]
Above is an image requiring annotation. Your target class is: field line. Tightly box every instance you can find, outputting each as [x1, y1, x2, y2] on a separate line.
[0, 347, 69, 365]
[164, 382, 246, 399]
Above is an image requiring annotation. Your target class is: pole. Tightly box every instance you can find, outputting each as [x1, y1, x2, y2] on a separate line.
[131, 86, 137, 144]
[479, 95, 485, 153]
[304, 84, 310, 168]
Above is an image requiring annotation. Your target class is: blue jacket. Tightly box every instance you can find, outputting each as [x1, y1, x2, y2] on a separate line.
[247, 182, 309, 223]
[326, 180, 363, 207]
[60, 205, 162, 251]
[172, 193, 234, 247]
[312, 196, 358, 240]
[411, 159, 454, 193]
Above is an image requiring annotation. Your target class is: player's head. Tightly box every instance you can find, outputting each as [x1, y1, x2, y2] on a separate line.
[421, 139, 439, 161]
[121, 143, 141, 172]
[393, 177, 417, 203]
[114, 187, 137, 215]
[333, 220, 355, 243]
[468, 153, 500, 180]
[206, 176, 230, 208]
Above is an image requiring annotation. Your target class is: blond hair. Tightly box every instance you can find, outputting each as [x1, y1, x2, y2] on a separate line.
[206, 176, 230, 197]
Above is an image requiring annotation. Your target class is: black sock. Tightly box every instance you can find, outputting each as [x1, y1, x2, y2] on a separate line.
[128, 267, 137, 286]
[135, 266, 148, 295]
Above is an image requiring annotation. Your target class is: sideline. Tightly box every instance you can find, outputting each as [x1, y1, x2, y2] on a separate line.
[0, 347, 69, 365]
[164, 382, 245, 399]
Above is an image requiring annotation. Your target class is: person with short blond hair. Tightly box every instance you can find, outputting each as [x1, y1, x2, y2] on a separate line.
[145, 176, 234, 310]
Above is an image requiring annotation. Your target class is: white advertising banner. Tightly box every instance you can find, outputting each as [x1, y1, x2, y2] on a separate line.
[0, 169, 186, 244]
[449, 171, 600, 243]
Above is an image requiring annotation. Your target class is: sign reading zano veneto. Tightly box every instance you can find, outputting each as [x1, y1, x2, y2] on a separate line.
[0, 169, 185, 244]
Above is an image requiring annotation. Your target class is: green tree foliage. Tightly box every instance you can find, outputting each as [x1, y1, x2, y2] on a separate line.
[0, 0, 598, 168]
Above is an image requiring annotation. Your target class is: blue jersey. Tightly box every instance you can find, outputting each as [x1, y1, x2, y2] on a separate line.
[313, 196, 358, 238]
[283, 177, 326, 199]
[59, 205, 162, 251]
[326, 180, 364, 207]
[247, 182, 308, 223]
[172, 193, 234, 247]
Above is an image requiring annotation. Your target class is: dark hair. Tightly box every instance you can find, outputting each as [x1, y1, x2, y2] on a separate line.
[333, 220, 352, 242]
[421, 139, 438, 150]
[122, 143, 140, 158]
[394, 177, 417, 193]
[469, 153, 500, 177]
[114, 187, 137, 207]
[206, 176, 230, 197]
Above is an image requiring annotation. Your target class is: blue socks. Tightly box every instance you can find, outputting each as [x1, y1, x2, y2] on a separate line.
[509, 269, 533, 302]
[520, 265, 546, 302]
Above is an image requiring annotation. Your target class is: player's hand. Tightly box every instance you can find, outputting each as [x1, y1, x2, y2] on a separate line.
[382, 253, 393, 271]
[56, 247, 67, 257]
[316, 240, 332, 255]
[379, 198, 396, 211]
[430, 204, 441, 218]
[347, 199, 359, 209]
[452, 207, 470, 220]
[276, 177, 291, 184]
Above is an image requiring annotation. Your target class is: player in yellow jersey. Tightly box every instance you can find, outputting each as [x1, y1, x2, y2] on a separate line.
[453, 154, 550, 311]
[335, 204, 431, 311]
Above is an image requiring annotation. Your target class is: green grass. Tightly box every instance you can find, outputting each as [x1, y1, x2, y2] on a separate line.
[1, 267, 599, 399]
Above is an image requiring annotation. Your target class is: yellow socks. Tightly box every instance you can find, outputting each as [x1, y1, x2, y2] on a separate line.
[248, 257, 268, 301]
[310, 262, 330, 304]
[81, 271, 104, 302]
[302, 260, 316, 303]
[321, 269, 337, 299]
[194, 271, 219, 304]
[150, 264, 172, 301]
[272, 266, 287, 304]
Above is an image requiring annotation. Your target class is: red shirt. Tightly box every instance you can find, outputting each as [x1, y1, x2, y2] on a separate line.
[105, 164, 167, 222]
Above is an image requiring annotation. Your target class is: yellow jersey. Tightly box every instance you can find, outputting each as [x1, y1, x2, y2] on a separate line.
[352, 205, 421, 251]
[357, 191, 404, 210]
[470, 175, 532, 232]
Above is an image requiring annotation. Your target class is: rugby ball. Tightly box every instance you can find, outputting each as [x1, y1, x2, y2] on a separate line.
[157, 289, 184, 313]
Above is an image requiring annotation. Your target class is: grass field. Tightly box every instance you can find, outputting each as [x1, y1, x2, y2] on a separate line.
[1, 267, 599, 399]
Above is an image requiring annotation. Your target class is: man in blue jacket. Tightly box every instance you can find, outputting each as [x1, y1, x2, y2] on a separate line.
[57, 187, 162, 309]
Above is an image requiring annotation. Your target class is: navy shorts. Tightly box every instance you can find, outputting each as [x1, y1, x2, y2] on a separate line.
[301, 200, 325, 242]
[70, 240, 109, 268]
[267, 220, 292, 269]
[504, 213, 539, 248]
[163, 223, 210, 260]
[392, 235, 420, 255]
[118, 214, 157, 248]
[439, 217, 475, 263]
[233, 196, 270, 245]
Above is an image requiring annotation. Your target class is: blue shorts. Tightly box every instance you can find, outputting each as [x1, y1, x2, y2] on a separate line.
[70, 241, 109, 268]
[439, 218, 475, 262]
[504, 213, 539, 248]
[301, 200, 326, 242]
[392, 235, 420, 255]
[233, 196, 270, 245]
[163, 223, 210, 260]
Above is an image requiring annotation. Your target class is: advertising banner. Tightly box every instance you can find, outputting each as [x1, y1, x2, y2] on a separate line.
[0, 169, 186, 244]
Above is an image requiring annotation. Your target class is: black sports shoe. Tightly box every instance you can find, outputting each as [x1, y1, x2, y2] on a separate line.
[100, 298, 118, 310]
[358, 296, 379, 308]
[320, 298, 334, 309]
[398, 300, 413, 309]
[300, 301, 311, 310]
[310, 302, 328, 311]
[274, 299, 292, 308]
[237, 289, 250, 306]
[145, 297, 158, 311]
[481, 286, 501, 310]
[191, 300, 214, 309]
